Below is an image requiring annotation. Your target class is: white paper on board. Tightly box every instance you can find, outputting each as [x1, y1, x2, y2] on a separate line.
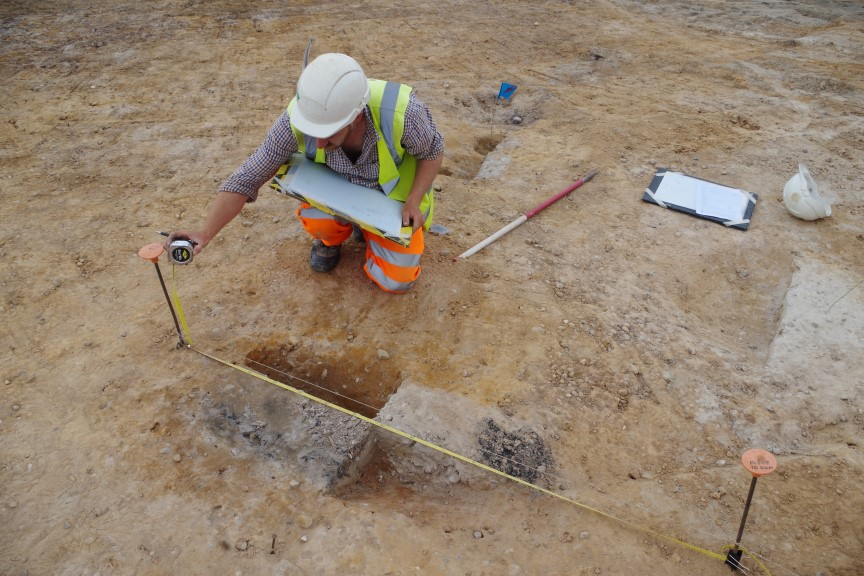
[276, 155, 410, 242]
[653, 172, 748, 221]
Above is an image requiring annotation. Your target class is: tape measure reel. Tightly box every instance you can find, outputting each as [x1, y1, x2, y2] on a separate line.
[168, 239, 194, 265]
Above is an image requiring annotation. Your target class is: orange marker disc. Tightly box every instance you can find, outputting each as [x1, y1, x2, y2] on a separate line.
[741, 448, 777, 477]
[138, 242, 164, 262]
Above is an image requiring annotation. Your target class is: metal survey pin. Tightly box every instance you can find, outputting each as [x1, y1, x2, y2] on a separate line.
[138, 243, 186, 347]
[726, 448, 777, 571]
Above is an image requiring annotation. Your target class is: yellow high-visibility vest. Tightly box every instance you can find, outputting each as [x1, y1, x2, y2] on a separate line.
[270, 79, 434, 229]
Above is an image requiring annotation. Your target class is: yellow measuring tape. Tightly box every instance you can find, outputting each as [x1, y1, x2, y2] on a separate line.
[192, 347, 735, 565]
[169, 269, 775, 574]
[171, 266, 193, 346]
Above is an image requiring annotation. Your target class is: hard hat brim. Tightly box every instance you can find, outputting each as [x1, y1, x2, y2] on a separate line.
[291, 106, 361, 139]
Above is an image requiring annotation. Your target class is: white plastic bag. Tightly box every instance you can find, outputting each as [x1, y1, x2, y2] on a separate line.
[783, 164, 831, 221]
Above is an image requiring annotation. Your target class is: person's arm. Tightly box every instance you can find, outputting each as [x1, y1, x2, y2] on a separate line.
[164, 191, 248, 254]
[164, 110, 299, 253]
[400, 92, 445, 231]
[402, 155, 443, 231]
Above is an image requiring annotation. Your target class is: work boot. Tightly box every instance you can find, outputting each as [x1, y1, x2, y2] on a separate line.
[352, 224, 366, 244]
[309, 239, 341, 272]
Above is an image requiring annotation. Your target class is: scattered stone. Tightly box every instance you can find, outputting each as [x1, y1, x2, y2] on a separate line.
[235, 540, 248, 551]
[172, 453, 182, 462]
[297, 515, 314, 529]
[473, 530, 484, 539]
[64, 521, 71, 529]
[299, 535, 308, 543]
[511, 115, 523, 125]
[289, 480, 300, 488]
[580, 531, 590, 540]
[628, 469, 640, 480]
[377, 349, 390, 360]
[428, 223, 451, 236]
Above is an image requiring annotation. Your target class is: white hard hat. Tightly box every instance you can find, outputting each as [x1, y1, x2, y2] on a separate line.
[291, 53, 370, 138]
[783, 164, 832, 221]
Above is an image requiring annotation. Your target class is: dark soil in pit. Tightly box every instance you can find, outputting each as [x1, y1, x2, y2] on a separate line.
[244, 342, 403, 419]
[478, 417, 555, 484]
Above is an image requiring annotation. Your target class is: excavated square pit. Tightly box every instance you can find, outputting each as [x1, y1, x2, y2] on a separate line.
[193, 340, 557, 494]
[244, 341, 403, 419]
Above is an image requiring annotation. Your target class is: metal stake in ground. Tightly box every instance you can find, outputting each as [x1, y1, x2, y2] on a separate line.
[726, 448, 777, 571]
[138, 243, 186, 347]
[454, 169, 598, 261]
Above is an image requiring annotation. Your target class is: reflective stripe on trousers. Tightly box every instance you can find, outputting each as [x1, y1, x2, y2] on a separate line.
[296, 203, 424, 293]
[364, 228, 424, 293]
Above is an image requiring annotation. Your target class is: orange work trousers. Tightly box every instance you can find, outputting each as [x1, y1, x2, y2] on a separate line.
[297, 203, 425, 293]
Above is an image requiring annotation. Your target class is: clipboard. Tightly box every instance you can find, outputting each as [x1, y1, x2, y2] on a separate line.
[271, 154, 413, 246]
[642, 169, 758, 231]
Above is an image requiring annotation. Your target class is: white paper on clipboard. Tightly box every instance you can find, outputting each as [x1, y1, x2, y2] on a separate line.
[654, 172, 749, 221]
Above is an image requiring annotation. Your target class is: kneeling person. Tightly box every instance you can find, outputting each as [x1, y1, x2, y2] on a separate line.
[165, 53, 444, 294]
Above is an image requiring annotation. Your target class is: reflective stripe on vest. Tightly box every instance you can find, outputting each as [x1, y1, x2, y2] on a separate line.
[377, 81, 403, 169]
[370, 80, 408, 193]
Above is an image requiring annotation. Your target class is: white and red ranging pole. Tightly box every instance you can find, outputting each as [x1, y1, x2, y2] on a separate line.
[454, 170, 598, 261]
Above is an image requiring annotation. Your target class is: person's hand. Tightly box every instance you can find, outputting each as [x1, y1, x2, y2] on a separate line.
[163, 229, 209, 255]
[401, 200, 425, 233]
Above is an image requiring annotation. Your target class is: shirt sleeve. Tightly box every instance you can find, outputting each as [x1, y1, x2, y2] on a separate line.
[219, 110, 299, 202]
[401, 92, 444, 161]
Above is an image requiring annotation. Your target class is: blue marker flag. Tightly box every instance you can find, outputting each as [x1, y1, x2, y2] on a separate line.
[497, 82, 518, 101]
